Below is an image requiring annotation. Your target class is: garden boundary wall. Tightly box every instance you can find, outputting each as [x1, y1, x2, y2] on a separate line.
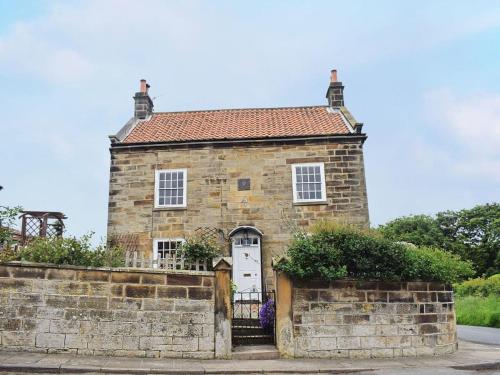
[275, 271, 458, 359]
[0, 262, 222, 358]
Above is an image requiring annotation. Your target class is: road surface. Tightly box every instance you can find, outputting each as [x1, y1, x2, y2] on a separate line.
[458, 325, 500, 346]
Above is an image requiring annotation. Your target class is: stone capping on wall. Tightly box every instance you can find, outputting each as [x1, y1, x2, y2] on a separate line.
[274, 271, 458, 359]
[1, 261, 215, 276]
[0, 261, 216, 358]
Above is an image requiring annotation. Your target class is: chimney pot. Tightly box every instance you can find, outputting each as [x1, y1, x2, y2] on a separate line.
[140, 79, 147, 93]
[326, 69, 344, 107]
[134, 79, 154, 119]
[330, 69, 338, 83]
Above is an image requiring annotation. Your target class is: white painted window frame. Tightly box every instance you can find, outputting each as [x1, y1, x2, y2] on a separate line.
[154, 168, 187, 208]
[291, 162, 327, 203]
[152, 238, 186, 268]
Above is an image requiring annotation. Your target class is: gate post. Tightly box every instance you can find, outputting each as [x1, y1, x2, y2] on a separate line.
[274, 269, 295, 357]
[213, 257, 232, 359]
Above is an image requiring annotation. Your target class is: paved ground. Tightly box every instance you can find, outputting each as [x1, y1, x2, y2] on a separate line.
[458, 325, 500, 346]
[0, 340, 499, 374]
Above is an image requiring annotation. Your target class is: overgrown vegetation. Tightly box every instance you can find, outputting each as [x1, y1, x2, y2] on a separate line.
[454, 274, 500, 298]
[274, 222, 474, 283]
[453, 274, 500, 328]
[378, 203, 500, 276]
[455, 296, 500, 328]
[0, 233, 124, 268]
[0, 205, 22, 248]
[178, 235, 222, 264]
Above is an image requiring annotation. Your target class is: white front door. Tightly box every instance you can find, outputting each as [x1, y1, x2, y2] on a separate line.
[232, 235, 262, 300]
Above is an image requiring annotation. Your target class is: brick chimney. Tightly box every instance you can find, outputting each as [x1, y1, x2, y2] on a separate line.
[325, 69, 344, 107]
[134, 79, 154, 119]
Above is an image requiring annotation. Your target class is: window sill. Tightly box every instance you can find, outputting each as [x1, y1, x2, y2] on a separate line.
[293, 201, 328, 206]
[153, 206, 187, 211]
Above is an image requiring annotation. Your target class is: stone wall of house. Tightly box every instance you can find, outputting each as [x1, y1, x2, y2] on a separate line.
[107, 139, 369, 288]
[275, 274, 457, 359]
[0, 263, 215, 358]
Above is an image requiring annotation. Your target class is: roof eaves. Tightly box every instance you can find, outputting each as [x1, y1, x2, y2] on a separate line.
[109, 116, 147, 144]
[111, 133, 366, 150]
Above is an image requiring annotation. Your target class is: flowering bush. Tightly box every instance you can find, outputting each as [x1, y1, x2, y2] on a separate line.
[259, 299, 275, 331]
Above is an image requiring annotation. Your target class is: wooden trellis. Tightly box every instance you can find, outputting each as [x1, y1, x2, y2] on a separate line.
[20, 211, 66, 246]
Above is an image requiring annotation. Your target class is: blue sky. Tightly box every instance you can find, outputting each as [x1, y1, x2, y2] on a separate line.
[1, 0, 499, 242]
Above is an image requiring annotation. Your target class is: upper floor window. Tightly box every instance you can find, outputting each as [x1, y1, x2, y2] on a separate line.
[155, 169, 187, 208]
[291, 163, 326, 203]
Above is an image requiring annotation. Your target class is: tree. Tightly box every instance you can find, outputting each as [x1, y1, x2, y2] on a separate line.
[377, 203, 500, 277]
[436, 203, 500, 277]
[377, 214, 446, 248]
[0, 205, 22, 248]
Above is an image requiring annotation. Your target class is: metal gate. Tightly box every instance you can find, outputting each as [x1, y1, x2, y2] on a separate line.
[232, 291, 275, 345]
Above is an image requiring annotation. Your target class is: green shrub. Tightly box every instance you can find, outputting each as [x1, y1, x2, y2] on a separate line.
[275, 221, 474, 283]
[5, 233, 125, 268]
[455, 295, 500, 328]
[274, 232, 347, 281]
[403, 246, 475, 284]
[454, 274, 500, 297]
[178, 236, 222, 265]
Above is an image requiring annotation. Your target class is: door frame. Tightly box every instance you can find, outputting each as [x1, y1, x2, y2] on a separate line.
[229, 226, 264, 295]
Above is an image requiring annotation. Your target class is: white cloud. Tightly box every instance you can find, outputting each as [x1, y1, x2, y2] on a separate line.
[421, 89, 500, 180]
[0, 22, 93, 84]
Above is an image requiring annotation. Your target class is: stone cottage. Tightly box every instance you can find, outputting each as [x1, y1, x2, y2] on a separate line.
[107, 70, 369, 291]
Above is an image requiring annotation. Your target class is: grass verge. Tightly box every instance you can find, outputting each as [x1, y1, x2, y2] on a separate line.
[455, 295, 500, 328]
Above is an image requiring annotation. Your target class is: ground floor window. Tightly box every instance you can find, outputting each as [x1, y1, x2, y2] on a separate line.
[153, 238, 184, 263]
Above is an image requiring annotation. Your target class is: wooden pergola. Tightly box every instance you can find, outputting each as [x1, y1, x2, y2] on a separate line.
[20, 211, 67, 246]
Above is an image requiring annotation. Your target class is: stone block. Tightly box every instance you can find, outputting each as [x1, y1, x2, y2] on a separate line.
[0, 265, 10, 277]
[343, 314, 370, 324]
[141, 273, 166, 285]
[2, 331, 36, 347]
[295, 289, 319, 302]
[109, 297, 142, 311]
[46, 269, 76, 280]
[174, 300, 213, 313]
[415, 314, 438, 324]
[88, 283, 111, 296]
[337, 336, 361, 349]
[125, 285, 155, 298]
[371, 348, 395, 358]
[419, 324, 439, 335]
[64, 334, 89, 349]
[367, 291, 388, 302]
[50, 319, 80, 334]
[375, 325, 399, 336]
[157, 286, 187, 299]
[140, 336, 172, 350]
[188, 287, 213, 300]
[79, 296, 108, 309]
[36, 333, 65, 348]
[142, 299, 175, 311]
[388, 291, 414, 303]
[45, 294, 79, 308]
[88, 335, 123, 350]
[110, 285, 124, 297]
[9, 267, 46, 279]
[111, 272, 141, 284]
[166, 274, 202, 286]
[0, 278, 32, 293]
[78, 270, 110, 282]
[413, 292, 437, 303]
[202, 277, 213, 287]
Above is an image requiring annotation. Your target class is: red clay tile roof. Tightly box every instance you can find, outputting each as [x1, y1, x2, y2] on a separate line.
[121, 106, 353, 144]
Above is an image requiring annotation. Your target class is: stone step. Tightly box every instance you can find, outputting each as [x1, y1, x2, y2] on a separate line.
[233, 334, 274, 345]
[231, 344, 280, 360]
[233, 327, 268, 336]
[232, 318, 261, 328]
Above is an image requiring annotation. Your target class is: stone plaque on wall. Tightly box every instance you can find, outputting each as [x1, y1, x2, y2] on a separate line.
[238, 178, 251, 191]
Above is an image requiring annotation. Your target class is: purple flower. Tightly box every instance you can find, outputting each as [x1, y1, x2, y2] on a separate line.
[259, 299, 275, 330]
